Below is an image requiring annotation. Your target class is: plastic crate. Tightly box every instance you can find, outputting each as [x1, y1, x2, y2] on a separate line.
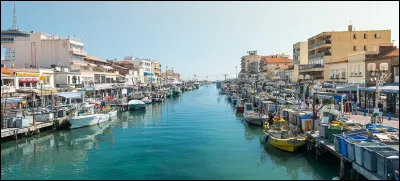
[354, 142, 386, 166]
[376, 151, 399, 180]
[319, 124, 329, 138]
[328, 126, 343, 143]
[346, 139, 372, 162]
[363, 146, 397, 172]
[335, 135, 368, 157]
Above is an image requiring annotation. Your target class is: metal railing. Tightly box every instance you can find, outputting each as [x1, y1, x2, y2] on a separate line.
[309, 39, 331, 49]
[309, 51, 331, 59]
[299, 64, 324, 70]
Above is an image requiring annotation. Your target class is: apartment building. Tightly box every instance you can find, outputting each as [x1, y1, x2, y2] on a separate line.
[292, 42, 308, 82]
[239, 51, 262, 79]
[151, 61, 162, 83]
[1, 31, 87, 69]
[301, 25, 391, 81]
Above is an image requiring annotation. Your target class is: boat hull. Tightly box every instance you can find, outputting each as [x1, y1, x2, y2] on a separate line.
[128, 104, 146, 110]
[267, 135, 306, 152]
[236, 106, 244, 113]
[69, 114, 110, 129]
[108, 110, 118, 119]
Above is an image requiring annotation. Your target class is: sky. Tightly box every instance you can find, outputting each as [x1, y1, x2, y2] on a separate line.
[1, 1, 399, 81]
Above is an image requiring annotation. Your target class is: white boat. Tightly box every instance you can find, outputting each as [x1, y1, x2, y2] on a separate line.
[243, 103, 266, 126]
[108, 109, 118, 119]
[69, 104, 110, 129]
[141, 97, 153, 104]
[131, 92, 144, 100]
[128, 100, 146, 110]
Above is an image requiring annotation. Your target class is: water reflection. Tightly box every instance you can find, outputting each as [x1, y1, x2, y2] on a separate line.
[243, 123, 264, 142]
[1, 122, 112, 179]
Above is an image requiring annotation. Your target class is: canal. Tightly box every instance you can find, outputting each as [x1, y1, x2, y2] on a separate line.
[1, 85, 339, 180]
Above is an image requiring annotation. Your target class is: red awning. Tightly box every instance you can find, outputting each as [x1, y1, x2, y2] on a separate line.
[31, 78, 38, 83]
[25, 78, 33, 83]
[19, 78, 27, 83]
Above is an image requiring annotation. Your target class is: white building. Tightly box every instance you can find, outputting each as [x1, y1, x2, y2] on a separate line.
[1, 30, 86, 69]
[130, 58, 153, 84]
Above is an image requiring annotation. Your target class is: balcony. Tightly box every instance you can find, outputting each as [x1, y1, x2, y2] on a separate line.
[1, 86, 16, 93]
[70, 50, 87, 56]
[299, 64, 324, 72]
[312, 75, 324, 80]
[309, 51, 331, 59]
[309, 39, 331, 50]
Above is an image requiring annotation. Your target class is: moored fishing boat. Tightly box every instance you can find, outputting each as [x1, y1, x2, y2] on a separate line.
[69, 104, 110, 129]
[243, 103, 266, 126]
[128, 100, 146, 110]
[264, 116, 306, 152]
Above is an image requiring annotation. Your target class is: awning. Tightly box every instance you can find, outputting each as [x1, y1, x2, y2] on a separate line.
[55, 92, 83, 99]
[144, 72, 152, 76]
[36, 89, 58, 96]
[19, 78, 27, 83]
[3, 97, 24, 103]
[103, 66, 113, 69]
[359, 85, 399, 94]
[88, 63, 97, 67]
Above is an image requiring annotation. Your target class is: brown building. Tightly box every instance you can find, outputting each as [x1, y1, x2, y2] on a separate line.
[151, 61, 162, 82]
[301, 25, 392, 81]
[239, 51, 262, 79]
[259, 55, 293, 80]
[364, 46, 399, 87]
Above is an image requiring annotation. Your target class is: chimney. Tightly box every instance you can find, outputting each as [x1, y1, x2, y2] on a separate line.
[348, 24, 353, 32]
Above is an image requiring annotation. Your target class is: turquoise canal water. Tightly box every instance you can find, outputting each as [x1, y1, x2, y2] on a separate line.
[1, 85, 339, 180]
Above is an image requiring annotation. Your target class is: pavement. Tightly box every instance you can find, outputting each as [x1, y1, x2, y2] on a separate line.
[347, 114, 399, 129]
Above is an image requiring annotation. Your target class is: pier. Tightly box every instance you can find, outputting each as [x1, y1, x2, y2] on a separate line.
[1, 121, 54, 140]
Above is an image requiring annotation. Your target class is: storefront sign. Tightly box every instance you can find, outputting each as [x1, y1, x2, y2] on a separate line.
[15, 72, 40, 77]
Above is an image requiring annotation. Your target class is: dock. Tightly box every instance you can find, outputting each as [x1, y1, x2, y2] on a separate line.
[1, 121, 54, 140]
[308, 131, 387, 180]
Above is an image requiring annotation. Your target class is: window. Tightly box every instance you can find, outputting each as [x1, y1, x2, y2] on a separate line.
[364, 45, 367, 51]
[374, 33, 381, 39]
[353, 34, 357, 39]
[353, 46, 357, 51]
[67, 76, 70, 84]
[358, 65, 361, 75]
[19, 82, 24, 87]
[364, 34, 367, 39]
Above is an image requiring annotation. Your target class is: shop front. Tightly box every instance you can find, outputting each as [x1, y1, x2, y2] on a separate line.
[358, 85, 399, 117]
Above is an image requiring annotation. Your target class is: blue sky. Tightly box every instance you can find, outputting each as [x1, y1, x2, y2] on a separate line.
[1, 1, 399, 80]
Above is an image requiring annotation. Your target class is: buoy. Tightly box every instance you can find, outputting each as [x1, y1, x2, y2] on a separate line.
[332, 176, 340, 180]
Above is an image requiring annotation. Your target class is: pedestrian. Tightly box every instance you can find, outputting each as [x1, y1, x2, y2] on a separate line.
[378, 101, 383, 123]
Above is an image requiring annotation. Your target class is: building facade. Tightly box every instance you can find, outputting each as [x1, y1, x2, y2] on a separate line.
[1, 31, 86, 69]
[301, 25, 391, 82]
[239, 51, 262, 79]
[292, 41, 308, 82]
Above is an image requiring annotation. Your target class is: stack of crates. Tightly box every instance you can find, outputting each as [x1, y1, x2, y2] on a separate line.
[376, 151, 399, 180]
[363, 146, 397, 172]
[354, 141, 386, 166]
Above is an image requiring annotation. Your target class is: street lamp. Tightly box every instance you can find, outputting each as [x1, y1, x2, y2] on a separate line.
[367, 62, 390, 116]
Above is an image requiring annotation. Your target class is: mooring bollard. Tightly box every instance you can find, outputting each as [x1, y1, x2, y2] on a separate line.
[364, 109, 366, 116]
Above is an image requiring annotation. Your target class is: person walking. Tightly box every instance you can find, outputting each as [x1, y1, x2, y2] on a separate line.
[378, 101, 383, 123]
